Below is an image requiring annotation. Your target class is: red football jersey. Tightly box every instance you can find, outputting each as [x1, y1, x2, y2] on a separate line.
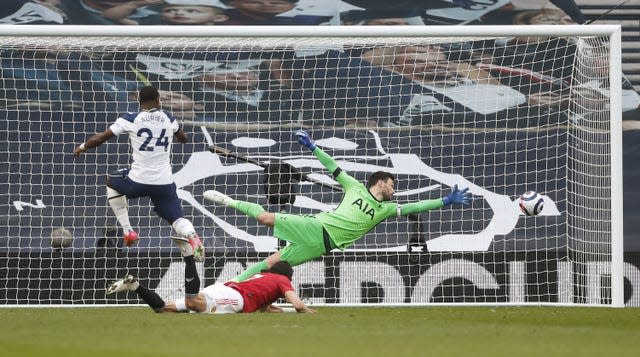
[225, 272, 294, 313]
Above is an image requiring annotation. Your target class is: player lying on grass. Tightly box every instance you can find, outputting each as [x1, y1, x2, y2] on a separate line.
[204, 129, 472, 282]
[73, 86, 204, 261]
[107, 240, 315, 314]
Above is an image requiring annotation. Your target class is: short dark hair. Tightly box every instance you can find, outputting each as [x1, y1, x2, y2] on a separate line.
[138, 86, 159, 103]
[267, 261, 294, 280]
[367, 171, 395, 188]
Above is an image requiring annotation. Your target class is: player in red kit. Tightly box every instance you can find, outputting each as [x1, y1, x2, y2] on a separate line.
[107, 260, 316, 314]
[225, 269, 299, 313]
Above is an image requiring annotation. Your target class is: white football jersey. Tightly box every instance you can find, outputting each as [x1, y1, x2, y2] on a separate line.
[109, 108, 180, 185]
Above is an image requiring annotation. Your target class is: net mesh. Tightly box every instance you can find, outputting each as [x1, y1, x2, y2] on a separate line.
[0, 31, 618, 305]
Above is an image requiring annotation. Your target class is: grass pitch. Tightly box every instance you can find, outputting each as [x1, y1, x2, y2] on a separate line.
[1, 307, 639, 357]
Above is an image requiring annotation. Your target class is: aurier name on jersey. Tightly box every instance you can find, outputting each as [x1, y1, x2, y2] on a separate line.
[109, 109, 179, 185]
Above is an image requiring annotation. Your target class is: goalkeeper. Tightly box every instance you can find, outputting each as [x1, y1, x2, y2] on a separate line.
[204, 130, 472, 282]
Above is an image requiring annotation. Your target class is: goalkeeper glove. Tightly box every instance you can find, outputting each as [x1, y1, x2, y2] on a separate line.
[442, 185, 472, 206]
[295, 130, 316, 151]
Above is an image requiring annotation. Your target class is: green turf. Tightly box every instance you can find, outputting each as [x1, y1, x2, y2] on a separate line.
[1, 307, 639, 357]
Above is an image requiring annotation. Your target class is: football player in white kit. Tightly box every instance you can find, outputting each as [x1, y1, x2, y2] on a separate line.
[73, 86, 205, 263]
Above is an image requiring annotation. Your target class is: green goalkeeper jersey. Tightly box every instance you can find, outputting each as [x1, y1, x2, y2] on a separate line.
[313, 148, 444, 250]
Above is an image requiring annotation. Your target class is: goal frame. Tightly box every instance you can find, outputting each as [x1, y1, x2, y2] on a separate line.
[0, 24, 624, 307]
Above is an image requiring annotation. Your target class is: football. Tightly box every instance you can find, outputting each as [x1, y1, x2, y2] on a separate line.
[49, 227, 73, 249]
[519, 191, 544, 216]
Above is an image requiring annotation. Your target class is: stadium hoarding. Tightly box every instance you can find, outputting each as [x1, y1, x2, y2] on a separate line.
[2, 252, 639, 306]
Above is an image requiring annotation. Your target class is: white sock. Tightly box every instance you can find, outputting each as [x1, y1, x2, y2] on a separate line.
[172, 217, 196, 238]
[172, 218, 196, 256]
[174, 298, 188, 312]
[107, 187, 133, 233]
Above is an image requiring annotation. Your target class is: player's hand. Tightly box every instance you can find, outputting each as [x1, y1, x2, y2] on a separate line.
[295, 130, 316, 151]
[442, 185, 472, 206]
[73, 144, 87, 158]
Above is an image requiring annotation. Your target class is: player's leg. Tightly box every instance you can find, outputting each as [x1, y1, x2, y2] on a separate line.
[112, 232, 205, 313]
[169, 293, 208, 313]
[169, 236, 208, 312]
[233, 238, 325, 282]
[163, 282, 243, 314]
[200, 284, 244, 314]
[153, 183, 205, 262]
[106, 170, 138, 246]
[106, 275, 204, 313]
[171, 217, 205, 262]
[106, 275, 167, 313]
[203, 190, 275, 226]
[231, 251, 281, 282]
[232, 213, 325, 282]
[169, 234, 202, 301]
[106, 185, 134, 235]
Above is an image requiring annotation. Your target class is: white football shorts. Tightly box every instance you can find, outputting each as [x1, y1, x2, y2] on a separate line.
[200, 283, 244, 314]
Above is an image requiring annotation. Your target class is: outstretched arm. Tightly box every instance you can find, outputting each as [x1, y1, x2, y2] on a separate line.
[400, 185, 472, 216]
[284, 290, 317, 314]
[295, 130, 358, 188]
[73, 128, 115, 158]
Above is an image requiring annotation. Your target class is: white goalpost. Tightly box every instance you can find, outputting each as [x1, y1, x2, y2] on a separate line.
[0, 24, 624, 307]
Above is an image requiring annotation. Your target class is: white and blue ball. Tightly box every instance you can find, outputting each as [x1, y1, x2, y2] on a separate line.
[519, 191, 544, 216]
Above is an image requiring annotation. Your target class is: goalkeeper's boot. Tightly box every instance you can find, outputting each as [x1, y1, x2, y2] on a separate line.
[203, 190, 232, 206]
[171, 234, 205, 262]
[106, 274, 138, 295]
[123, 230, 139, 247]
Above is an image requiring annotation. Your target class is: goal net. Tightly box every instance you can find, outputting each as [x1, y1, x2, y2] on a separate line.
[0, 25, 623, 307]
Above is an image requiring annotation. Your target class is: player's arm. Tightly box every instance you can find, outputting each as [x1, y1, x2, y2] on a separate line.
[73, 128, 115, 158]
[260, 304, 284, 313]
[399, 185, 473, 216]
[167, 110, 188, 144]
[284, 290, 317, 313]
[295, 129, 359, 188]
[174, 126, 188, 144]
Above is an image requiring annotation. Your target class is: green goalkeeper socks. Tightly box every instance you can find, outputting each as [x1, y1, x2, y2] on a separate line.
[227, 201, 269, 282]
[229, 200, 266, 219]
[233, 260, 268, 282]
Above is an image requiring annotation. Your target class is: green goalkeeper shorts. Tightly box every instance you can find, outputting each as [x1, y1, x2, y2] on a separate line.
[274, 213, 326, 266]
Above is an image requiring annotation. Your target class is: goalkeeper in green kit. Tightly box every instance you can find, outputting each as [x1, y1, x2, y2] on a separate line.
[204, 130, 473, 282]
